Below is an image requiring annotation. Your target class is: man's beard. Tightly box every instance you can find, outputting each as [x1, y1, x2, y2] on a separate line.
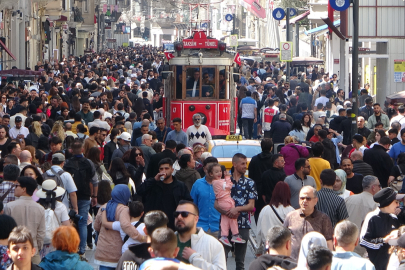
[194, 122, 201, 127]
[175, 221, 192, 233]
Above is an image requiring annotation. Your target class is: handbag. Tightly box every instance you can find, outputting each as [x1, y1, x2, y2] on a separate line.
[390, 165, 404, 192]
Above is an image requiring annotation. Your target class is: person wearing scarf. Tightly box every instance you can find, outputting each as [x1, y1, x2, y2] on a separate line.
[94, 184, 146, 269]
[333, 169, 353, 199]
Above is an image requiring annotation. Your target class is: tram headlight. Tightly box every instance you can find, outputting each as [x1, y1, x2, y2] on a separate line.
[174, 42, 183, 57]
[218, 42, 226, 55]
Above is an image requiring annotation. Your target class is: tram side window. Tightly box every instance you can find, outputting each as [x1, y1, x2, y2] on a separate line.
[219, 68, 226, 99]
[202, 68, 215, 98]
[185, 68, 200, 98]
[176, 67, 183, 99]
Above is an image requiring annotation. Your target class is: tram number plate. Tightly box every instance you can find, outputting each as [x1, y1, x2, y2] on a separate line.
[226, 135, 242, 141]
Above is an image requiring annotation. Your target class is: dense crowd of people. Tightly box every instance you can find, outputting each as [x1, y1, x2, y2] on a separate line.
[1, 45, 405, 270]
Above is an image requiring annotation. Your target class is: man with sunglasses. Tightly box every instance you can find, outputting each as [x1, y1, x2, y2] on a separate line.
[284, 186, 333, 260]
[174, 200, 226, 270]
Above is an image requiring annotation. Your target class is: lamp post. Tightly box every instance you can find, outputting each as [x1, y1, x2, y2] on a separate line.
[351, 0, 359, 135]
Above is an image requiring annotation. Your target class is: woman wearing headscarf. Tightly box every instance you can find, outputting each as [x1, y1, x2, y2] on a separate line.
[333, 169, 353, 199]
[94, 184, 145, 270]
[296, 232, 328, 269]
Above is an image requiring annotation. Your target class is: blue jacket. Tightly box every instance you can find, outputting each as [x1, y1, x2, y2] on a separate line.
[39, 250, 93, 270]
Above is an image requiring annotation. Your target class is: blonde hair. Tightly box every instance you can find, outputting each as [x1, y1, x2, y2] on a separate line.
[51, 121, 65, 142]
[32, 121, 43, 137]
[284, 136, 297, 144]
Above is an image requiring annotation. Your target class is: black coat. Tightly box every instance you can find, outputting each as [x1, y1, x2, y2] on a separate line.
[137, 176, 192, 229]
[321, 138, 337, 169]
[103, 140, 117, 168]
[329, 116, 346, 131]
[146, 149, 177, 178]
[338, 117, 353, 145]
[248, 151, 273, 220]
[269, 120, 292, 144]
[352, 160, 374, 177]
[261, 167, 287, 203]
[363, 145, 393, 187]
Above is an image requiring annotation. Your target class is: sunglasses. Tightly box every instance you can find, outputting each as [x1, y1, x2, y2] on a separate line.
[134, 153, 143, 157]
[173, 211, 197, 218]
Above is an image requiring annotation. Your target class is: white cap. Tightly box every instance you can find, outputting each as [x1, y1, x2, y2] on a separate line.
[319, 112, 327, 117]
[118, 132, 131, 142]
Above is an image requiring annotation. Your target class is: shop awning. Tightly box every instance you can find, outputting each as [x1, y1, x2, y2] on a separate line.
[0, 39, 16, 61]
[322, 17, 346, 40]
[305, 19, 340, 35]
[240, 0, 266, 19]
[290, 10, 310, 24]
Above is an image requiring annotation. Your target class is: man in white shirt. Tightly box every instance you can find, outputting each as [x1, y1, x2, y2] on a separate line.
[315, 89, 330, 107]
[9, 107, 28, 128]
[9, 116, 29, 139]
[88, 110, 111, 131]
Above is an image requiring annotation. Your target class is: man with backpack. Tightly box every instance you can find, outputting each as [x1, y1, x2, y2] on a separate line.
[42, 153, 78, 214]
[63, 141, 98, 259]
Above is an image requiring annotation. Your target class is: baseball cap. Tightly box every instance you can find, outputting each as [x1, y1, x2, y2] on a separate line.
[52, 153, 66, 162]
[118, 132, 131, 142]
[15, 116, 22, 122]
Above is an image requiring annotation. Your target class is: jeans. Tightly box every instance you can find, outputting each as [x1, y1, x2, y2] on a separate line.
[77, 199, 91, 254]
[242, 118, 254, 139]
[99, 266, 115, 270]
[223, 228, 250, 270]
[87, 206, 99, 246]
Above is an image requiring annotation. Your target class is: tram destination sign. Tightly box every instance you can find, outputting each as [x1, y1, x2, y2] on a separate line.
[182, 31, 219, 49]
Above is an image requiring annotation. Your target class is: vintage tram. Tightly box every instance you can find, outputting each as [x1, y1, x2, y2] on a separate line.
[162, 30, 238, 136]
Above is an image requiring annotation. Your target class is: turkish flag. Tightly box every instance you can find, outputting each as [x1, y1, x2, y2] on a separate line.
[164, 52, 175, 61]
[234, 52, 241, 66]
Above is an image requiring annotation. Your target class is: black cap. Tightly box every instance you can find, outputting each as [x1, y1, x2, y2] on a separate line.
[373, 187, 405, 208]
[15, 116, 22, 122]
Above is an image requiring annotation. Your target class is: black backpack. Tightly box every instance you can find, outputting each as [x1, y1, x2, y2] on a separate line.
[63, 156, 94, 200]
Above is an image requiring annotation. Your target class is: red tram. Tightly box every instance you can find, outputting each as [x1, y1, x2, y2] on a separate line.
[162, 30, 238, 136]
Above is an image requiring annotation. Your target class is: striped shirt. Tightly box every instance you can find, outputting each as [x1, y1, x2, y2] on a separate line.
[316, 187, 349, 228]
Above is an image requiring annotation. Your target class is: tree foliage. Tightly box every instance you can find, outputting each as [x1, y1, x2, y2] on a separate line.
[275, 0, 309, 10]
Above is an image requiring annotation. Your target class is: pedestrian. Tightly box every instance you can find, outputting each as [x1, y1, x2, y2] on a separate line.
[138, 133, 156, 172]
[306, 246, 333, 270]
[308, 142, 331, 190]
[6, 226, 43, 270]
[331, 220, 376, 270]
[389, 128, 405, 164]
[261, 154, 286, 204]
[39, 226, 93, 270]
[0, 214, 17, 270]
[186, 114, 212, 147]
[0, 164, 21, 204]
[175, 154, 201, 192]
[284, 158, 317, 209]
[283, 186, 333, 260]
[174, 200, 226, 269]
[249, 225, 296, 270]
[280, 136, 309, 175]
[256, 182, 294, 255]
[351, 151, 374, 177]
[366, 103, 390, 130]
[364, 136, 393, 188]
[269, 113, 292, 144]
[215, 153, 257, 270]
[165, 118, 188, 146]
[296, 232, 328, 269]
[239, 91, 257, 139]
[316, 169, 349, 228]
[248, 138, 273, 222]
[137, 158, 192, 229]
[360, 187, 403, 270]
[340, 158, 364, 194]
[4, 177, 45, 264]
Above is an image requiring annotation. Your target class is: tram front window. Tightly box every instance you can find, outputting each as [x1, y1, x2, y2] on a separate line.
[202, 68, 215, 97]
[186, 69, 200, 97]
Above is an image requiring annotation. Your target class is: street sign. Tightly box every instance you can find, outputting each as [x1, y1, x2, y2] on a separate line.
[329, 0, 350, 11]
[201, 22, 208, 28]
[230, 34, 238, 47]
[272, 8, 285, 20]
[289, 8, 297, 17]
[280, 42, 293, 62]
[225, 14, 233, 21]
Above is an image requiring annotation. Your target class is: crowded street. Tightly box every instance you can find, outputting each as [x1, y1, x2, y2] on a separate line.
[1, 0, 405, 270]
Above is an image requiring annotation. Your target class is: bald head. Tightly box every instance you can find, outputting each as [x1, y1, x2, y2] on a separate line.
[65, 122, 72, 131]
[178, 149, 192, 158]
[19, 150, 32, 163]
[141, 119, 150, 126]
[350, 150, 363, 161]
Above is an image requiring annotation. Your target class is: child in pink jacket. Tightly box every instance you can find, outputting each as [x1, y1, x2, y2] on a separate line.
[209, 163, 246, 247]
